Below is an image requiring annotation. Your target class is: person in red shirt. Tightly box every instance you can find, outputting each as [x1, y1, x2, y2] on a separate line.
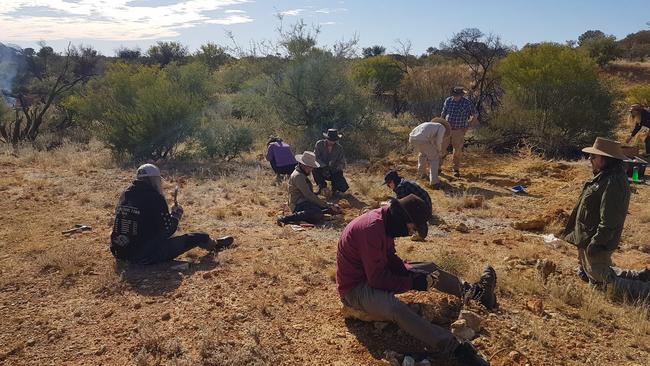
[336, 194, 495, 364]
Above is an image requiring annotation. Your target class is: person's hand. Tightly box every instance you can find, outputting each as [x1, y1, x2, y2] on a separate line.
[411, 271, 439, 291]
[171, 204, 184, 220]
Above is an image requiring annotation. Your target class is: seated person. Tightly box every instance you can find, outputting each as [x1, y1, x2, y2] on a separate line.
[336, 194, 495, 365]
[266, 136, 298, 178]
[110, 164, 233, 264]
[313, 128, 349, 196]
[277, 151, 339, 226]
[625, 104, 650, 155]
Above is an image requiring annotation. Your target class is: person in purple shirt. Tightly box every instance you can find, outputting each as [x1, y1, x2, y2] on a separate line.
[336, 194, 495, 365]
[266, 136, 298, 178]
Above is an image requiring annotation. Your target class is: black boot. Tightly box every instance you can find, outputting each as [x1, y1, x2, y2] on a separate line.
[215, 236, 234, 251]
[453, 342, 490, 366]
[576, 266, 589, 283]
[467, 266, 498, 311]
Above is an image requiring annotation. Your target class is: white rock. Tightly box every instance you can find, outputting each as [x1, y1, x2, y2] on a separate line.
[402, 356, 415, 366]
[459, 310, 483, 332]
[450, 319, 476, 340]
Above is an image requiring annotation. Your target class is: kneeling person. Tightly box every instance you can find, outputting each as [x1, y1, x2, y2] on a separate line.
[277, 151, 339, 226]
[110, 164, 233, 264]
[336, 194, 495, 364]
[313, 128, 350, 195]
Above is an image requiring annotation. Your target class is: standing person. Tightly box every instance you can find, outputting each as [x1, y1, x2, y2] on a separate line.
[313, 128, 349, 196]
[277, 151, 340, 226]
[625, 104, 650, 155]
[110, 164, 234, 264]
[408, 118, 447, 188]
[563, 138, 650, 302]
[336, 194, 495, 365]
[266, 136, 298, 179]
[441, 86, 477, 177]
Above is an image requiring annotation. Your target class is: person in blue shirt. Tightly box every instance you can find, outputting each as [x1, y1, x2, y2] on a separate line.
[441, 87, 477, 177]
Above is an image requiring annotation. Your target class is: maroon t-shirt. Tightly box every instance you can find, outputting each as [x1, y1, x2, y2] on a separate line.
[336, 207, 413, 297]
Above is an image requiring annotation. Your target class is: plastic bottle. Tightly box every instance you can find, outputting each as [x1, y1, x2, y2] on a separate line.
[632, 166, 639, 182]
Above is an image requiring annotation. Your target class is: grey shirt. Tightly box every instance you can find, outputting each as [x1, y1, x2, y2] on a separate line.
[314, 139, 346, 171]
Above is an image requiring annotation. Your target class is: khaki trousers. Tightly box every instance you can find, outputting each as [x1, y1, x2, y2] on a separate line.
[444, 129, 466, 171]
[578, 247, 650, 302]
[341, 262, 462, 355]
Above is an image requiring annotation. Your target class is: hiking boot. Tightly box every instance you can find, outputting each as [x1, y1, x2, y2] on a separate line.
[467, 265, 498, 311]
[276, 216, 286, 226]
[453, 169, 461, 178]
[453, 342, 490, 366]
[215, 236, 234, 251]
[576, 266, 589, 283]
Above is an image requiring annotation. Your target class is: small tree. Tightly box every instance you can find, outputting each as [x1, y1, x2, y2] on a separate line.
[146, 41, 189, 66]
[1, 44, 99, 144]
[362, 45, 386, 58]
[578, 30, 606, 46]
[351, 55, 405, 115]
[195, 43, 232, 71]
[626, 84, 650, 106]
[116, 47, 142, 62]
[442, 28, 510, 122]
[578, 32, 621, 67]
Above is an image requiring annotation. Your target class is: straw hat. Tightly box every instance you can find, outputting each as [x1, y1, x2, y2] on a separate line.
[582, 137, 628, 161]
[295, 151, 321, 168]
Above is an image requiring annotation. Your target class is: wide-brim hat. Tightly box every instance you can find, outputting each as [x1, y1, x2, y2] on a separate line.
[323, 128, 343, 141]
[629, 104, 644, 112]
[295, 151, 321, 168]
[392, 194, 431, 239]
[452, 86, 467, 96]
[582, 137, 628, 160]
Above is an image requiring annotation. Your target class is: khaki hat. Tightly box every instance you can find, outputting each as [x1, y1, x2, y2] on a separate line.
[295, 151, 321, 168]
[582, 137, 628, 160]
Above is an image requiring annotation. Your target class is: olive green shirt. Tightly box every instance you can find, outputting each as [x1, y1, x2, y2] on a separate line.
[288, 166, 328, 211]
[314, 139, 346, 172]
[563, 167, 631, 252]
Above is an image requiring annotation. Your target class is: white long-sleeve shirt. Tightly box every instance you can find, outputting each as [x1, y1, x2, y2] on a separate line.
[408, 122, 446, 149]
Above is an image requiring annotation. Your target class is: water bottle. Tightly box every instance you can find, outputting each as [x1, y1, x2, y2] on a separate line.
[632, 166, 639, 182]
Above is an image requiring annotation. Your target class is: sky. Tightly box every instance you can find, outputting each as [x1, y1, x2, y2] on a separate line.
[0, 0, 648, 56]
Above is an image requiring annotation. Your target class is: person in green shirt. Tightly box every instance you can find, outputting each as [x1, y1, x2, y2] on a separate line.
[564, 137, 650, 302]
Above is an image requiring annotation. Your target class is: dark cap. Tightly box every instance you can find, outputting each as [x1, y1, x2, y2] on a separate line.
[323, 128, 342, 141]
[393, 194, 431, 238]
[383, 170, 401, 185]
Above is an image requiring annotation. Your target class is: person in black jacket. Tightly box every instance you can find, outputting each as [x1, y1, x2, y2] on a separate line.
[110, 164, 234, 264]
[625, 104, 650, 154]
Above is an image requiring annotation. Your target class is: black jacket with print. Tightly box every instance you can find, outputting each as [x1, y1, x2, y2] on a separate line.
[110, 180, 178, 259]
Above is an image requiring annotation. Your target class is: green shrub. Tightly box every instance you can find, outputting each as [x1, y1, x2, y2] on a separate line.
[487, 43, 617, 157]
[196, 115, 253, 160]
[72, 62, 214, 160]
[627, 84, 650, 106]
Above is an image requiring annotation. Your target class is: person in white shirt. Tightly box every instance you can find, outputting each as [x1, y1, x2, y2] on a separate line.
[409, 117, 448, 188]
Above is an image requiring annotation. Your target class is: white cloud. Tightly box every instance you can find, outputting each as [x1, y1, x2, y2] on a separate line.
[225, 9, 246, 13]
[205, 14, 253, 25]
[314, 7, 347, 14]
[279, 8, 304, 16]
[0, 0, 254, 41]
[319, 21, 336, 26]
